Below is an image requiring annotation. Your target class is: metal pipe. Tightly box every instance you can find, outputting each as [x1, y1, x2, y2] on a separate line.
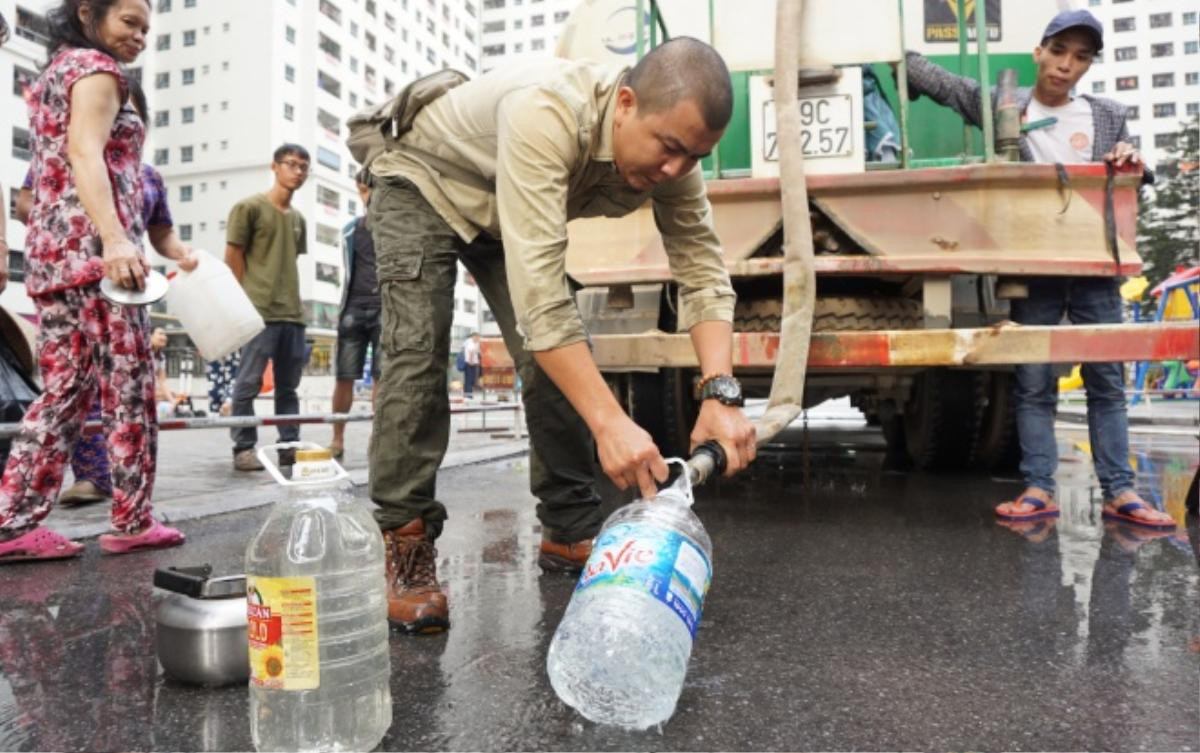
[975, 0, 995, 162]
[635, 0, 646, 60]
[956, 0, 972, 156]
[994, 68, 1021, 161]
[0, 404, 522, 439]
[896, 0, 912, 169]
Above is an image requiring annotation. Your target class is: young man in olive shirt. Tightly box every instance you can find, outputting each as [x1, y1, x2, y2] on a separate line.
[224, 144, 310, 471]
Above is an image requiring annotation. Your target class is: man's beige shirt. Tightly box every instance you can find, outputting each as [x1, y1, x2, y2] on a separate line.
[370, 58, 735, 352]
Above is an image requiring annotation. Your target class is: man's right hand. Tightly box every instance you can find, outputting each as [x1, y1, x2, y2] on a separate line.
[594, 412, 670, 500]
[102, 237, 147, 291]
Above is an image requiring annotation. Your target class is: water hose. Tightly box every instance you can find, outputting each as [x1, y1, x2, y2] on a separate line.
[688, 0, 815, 486]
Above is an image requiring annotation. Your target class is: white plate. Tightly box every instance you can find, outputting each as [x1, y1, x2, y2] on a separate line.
[100, 269, 169, 306]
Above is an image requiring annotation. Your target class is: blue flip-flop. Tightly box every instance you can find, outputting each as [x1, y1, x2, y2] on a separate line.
[995, 496, 1061, 521]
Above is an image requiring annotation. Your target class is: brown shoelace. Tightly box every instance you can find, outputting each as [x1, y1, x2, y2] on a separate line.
[387, 534, 439, 589]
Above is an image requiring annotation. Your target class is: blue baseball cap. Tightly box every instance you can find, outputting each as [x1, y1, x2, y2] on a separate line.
[1042, 9, 1104, 51]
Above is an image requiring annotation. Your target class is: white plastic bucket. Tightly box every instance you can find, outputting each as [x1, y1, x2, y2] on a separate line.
[166, 251, 265, 361]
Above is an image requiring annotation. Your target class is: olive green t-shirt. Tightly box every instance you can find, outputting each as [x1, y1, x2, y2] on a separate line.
[226, 193, 307, 324]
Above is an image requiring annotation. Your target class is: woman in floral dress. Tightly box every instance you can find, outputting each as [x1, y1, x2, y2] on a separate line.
[0, 0, 188, 560]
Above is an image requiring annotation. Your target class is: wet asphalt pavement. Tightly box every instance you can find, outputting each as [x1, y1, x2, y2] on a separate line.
[0, 419, 1196, 752]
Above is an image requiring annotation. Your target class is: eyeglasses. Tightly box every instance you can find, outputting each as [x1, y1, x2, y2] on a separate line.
[277, 159, 310, 174]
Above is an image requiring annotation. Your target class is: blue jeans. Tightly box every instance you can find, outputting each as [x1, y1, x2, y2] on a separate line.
[230, 322, 306, 453]
[1011, 277, 1135, 500]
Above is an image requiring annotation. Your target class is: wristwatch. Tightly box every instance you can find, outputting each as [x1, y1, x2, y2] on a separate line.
[696, 374, 744, 407]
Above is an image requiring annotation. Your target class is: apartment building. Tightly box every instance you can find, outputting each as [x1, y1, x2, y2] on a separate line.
[2, 0, 490, 368]
[1077, 0, 1200, 167]
[479, 0, 573, 71]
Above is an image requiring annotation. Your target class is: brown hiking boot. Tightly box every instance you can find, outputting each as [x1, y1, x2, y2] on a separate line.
[538, 536, 593, 574]
[383, 519, 449, 634]
[233, 449, 264, 472]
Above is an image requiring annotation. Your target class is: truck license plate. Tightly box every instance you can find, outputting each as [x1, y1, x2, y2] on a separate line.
[763, 94, 854, 161]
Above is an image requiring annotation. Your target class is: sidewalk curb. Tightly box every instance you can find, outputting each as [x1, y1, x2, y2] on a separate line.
[1057, 411, 1200, 428]
[54, 441, 530, 541]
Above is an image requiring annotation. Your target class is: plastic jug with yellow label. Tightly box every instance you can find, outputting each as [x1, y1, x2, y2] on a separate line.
[245, 443, 391, 752]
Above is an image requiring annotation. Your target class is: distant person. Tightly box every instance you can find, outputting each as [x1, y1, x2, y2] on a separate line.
[461, 332, 481, 399]
[206, 352, 240, 416]
[327, 175, 380, 460]
[903, 9, 1172, 529]
[0, 0, 187, 562]
[16, 77, 195, 507]
[151, 327, 185, 420]
[225, 144, 310, 472]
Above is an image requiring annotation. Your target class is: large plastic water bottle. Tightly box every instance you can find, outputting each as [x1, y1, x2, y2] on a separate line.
[547, 458, 713, 730]
[245, 443, 392, 752]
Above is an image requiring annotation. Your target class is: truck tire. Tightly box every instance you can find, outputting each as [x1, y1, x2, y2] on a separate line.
[902, 368, 979, 470]
[970, 371, 1021, 472]
[734, 296, 922, 333]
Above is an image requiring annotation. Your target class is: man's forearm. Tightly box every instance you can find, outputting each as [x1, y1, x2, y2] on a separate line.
[150, 225, 188, 262]
[224, 243, 246, 283]
[531, 341, 625, 434]
[689, 320, 734, 377]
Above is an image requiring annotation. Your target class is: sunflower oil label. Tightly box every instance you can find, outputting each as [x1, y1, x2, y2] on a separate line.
[576, 522, 712, 638]
[247, 576, 320, 690]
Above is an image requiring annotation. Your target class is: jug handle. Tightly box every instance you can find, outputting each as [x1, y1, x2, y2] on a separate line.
[257, 441, 350, 487]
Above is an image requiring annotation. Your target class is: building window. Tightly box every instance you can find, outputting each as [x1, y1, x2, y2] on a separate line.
[384, 13, 396, 30]
[317, 109, 339, 135]
[1151, 42, 1174, 58]
[316, 224, 340, 246]
[1113, 46, 1137, 61]
[365, 31, 376, 51]
[349, 92, 358, 107]
[157, 0, 171, 11]
[483, 20, 504, 32]
[284, 103, 295, 121]
[554, 10, 569, 22]
[1153, 102, 1177, 118]
[179, 224, 192, 241]
[1152, 73, 1175, 88]
[152, 109, 168, 127]
[155, 72, 170, 89]
[184, 0, 195, 7]
[285, 64, 295, 83]
[1184, 11, 1198, 25]
[384, 78, 395, 96]
[350, 20, 358, 37]
[1187, 102, 1199, 116]
[183, 29, 195, 46]
[1126, 105, 1139, 121]
[316, 262, 341, 286]
[319, 32, 341, 60]
[285, 26, 296, 43]
[153, 148, 169, 165]
[1187, 72, 1200, 86]
[483, 43, 505, 57]
[317, 185, 340, 210]
[1113, 17, 1134, 32]
[1148, 12, 1172, 29]
[365, 0, 376, 15]
[1091, 81, 1105, 94]
[319, 0, 342, 23]
[463, 299, 475, 313]
[181, 106, 194, 123]
[156, 33, 170, 50]
[180, 185, 193, 202]
[1116, 76, 1138, 91]
[11, 127, 31, 160]
[514, 19, 522, 29]
[182, 68, 195, 85]
[531, 38, 545, 51]
[317, 146, 341, 171]
[532, 14, 543, 26]
[1154, 133, 1178, 149]
[1185, 41, 1199, 55]
[483, 0, 504, 8]
[11, 66, 35, 99]
[318, 71, 342, 99]
[181, 146, 194, 163]
[384, 46, 394, 63]
[221, 101, 228, 110]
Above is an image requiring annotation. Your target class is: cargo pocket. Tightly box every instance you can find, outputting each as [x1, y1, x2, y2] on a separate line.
[378, 250, 431, 355]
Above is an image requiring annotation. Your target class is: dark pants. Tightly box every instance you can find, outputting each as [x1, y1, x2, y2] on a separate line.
[367, 175, 602, 542]
[462, 363, 479, 396]
[230, 322, 306, 453]
[1010, 277, 1135, 500]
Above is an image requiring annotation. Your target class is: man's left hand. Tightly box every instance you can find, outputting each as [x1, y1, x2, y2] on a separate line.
[1104, 141, 1141, 168]
[690, 400, 756, 476]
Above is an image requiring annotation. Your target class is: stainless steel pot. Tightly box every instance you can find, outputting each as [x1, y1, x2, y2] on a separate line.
[154, 565, 249, 687]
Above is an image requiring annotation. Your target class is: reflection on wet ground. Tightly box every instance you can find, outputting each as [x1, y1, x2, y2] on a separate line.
[0, 422, 1196, 751]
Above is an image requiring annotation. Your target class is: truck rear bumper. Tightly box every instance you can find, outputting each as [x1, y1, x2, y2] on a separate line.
[482, 322, 1198, 370]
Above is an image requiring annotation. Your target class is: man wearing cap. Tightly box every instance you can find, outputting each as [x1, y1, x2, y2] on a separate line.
[902, 9, 1173, 529]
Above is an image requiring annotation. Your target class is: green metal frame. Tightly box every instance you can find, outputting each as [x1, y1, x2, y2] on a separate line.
[631, 0, 1007, 176]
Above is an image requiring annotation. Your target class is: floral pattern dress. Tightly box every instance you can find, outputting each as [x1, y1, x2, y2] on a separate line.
[0, 47, 158, 539]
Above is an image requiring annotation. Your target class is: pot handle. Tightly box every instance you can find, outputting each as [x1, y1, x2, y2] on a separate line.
[153, 565, 213, 597]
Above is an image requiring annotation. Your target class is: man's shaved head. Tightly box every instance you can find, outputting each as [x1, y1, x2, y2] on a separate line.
[626, 37, 732, 132]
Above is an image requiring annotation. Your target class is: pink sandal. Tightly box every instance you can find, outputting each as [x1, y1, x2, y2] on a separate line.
[99, 519, 186, 555]
[0, 526, 84, 562]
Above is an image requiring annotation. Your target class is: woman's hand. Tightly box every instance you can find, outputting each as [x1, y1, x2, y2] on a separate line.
[176, 248, 199, 273]
[102, 236, 148, 291]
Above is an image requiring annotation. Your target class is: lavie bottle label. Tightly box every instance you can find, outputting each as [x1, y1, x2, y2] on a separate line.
[247, 575, 320, 690]
[576, 523, 712, 638]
